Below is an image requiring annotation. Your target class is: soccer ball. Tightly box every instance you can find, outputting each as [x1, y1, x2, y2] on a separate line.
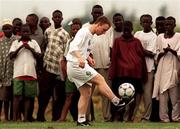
[118, 83, 135, 99]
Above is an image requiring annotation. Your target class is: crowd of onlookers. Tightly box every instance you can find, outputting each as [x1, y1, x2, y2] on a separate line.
[0, 4, 180, 123]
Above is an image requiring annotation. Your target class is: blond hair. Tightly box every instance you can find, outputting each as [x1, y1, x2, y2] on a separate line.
[94, 16, 111, 27]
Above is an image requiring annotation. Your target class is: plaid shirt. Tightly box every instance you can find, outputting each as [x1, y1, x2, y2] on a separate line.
[44, 26, 70, 75]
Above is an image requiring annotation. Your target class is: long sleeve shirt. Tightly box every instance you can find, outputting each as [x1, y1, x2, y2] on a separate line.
[109, 36, 147, 82]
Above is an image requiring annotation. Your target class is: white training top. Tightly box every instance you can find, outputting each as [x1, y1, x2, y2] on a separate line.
[83, 22, 112, 69]
[134, 31, 157, 72]
[66, 26, 93, 63]
[9, 39, 41, 79]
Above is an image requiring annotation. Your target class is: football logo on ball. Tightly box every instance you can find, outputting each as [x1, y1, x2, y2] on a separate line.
[118, 83, 135, 99]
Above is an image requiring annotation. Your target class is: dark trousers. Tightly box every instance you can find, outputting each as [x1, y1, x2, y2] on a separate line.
[52, 83, 65, 121]
[69, 91, 80, 121]
[150, 98, 160, 121]
[37, 69, 65, 121]
[150, 98, 172, 122]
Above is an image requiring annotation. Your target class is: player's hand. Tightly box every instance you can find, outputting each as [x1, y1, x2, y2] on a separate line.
[87, 56, 95, 67]
[78, 58, 85, 68]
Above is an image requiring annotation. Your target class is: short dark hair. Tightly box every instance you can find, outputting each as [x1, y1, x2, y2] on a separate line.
[140, 14, 152, 21]
[166, 16, 176, 24]
[52, 10, 62, 16]
[156, 16, 165, 22]
[94, 16, 111, 26]
[12, 18, 22, 24]
[40, 17, 50, 22]
[123, 21, 133, 29]
[71, 18, 82, 27]
[27, 13, 39, 24]
[92, 5, 103, 10]
[21, 24, 30, 30]
[113, 13, 124, 19]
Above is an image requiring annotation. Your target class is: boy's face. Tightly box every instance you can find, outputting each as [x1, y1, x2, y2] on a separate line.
[164, 19, 175, 34]
[26, 16, 36, 27]
[140, 16, 152, 31]
[156, 20, 165, 34]
[71, 24, 81, 37]
[2, 24, 13, 38]
[91, 8, 103, 21]
[95, 23, 110, 36]
[52, 12, 63, 25]
[122, 26, 133, 39]
[21, 26, 31, 39]
[113, 16, 124, 29]
[39, 17, 51, 31]
[13, 19, 22, 34]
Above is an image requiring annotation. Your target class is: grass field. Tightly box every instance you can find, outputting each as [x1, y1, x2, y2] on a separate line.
[0, 122, 180, 129]
[1, 93, 180, 129]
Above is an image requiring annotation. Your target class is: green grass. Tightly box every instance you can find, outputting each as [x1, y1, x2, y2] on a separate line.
[1, 96, 180, 129]
[0, 122, 180, 129]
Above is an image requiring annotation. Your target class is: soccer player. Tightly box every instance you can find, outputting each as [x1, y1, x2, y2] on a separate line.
[66, 16, 127, 126]
[59, 18, 82, 122]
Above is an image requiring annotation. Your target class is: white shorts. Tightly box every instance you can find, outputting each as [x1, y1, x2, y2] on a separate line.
[67, 61, 98, 88]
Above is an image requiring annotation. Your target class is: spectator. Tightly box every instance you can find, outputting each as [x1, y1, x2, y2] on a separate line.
[152, 16, 180, 122]
[0, 19, 15, 121]
[37, 10, 70, 122]
[9, 24, 41, 121]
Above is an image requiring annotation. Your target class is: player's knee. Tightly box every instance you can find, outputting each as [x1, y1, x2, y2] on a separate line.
[96, 74, 105, 84]
[81, 91, 91, 100]
[79, 86, 91, 98]
[86, 88, 92, 98]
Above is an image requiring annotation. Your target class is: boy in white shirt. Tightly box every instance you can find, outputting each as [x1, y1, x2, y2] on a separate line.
[134, 14, 157, 121]
[9, 24, 41, 121]
[153, 16, 180, 122]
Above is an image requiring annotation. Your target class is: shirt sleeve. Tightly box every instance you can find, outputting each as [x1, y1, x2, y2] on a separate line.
[176, 36, 180, 56]
[108, 27, 114, 48]
[32, 40, 41, 54]
[68, 29, 85, 53]
[9, 40, 19, 53]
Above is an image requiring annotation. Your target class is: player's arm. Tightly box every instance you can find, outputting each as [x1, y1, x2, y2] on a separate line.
[87, 55, 95, 67]
[71, 50, 85, 68]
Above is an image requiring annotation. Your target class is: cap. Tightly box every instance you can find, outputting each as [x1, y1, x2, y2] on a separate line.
[2, 19, 12, 26]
